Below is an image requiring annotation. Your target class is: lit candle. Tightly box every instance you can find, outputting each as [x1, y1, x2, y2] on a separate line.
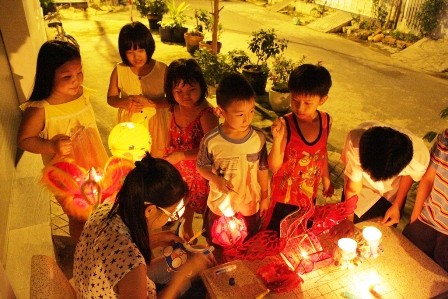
[338, 238, 357, 261]
[362, 226, 382, 257]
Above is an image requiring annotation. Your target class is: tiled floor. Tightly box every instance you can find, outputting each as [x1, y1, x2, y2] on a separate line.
[6, 141, 417, 299]
[6, 152, 54, 299]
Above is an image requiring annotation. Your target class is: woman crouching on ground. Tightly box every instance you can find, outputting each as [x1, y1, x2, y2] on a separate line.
[74, 153, 214, 298]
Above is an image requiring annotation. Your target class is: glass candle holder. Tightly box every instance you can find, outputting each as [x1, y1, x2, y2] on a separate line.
[362, 226, 382, 257]
[338, 238, 357, 262]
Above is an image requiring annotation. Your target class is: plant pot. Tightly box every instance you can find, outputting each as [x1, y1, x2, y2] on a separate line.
[159, 27, 188, 44]
[199, 40, 222, 53]
[269, 88, 291, 112]
[147, 14, 162, 31]
[241, 64, 268, 96]
[159, 27, 173, 42]
[184, 33, 204, 55]
[173, 27, 188, 44]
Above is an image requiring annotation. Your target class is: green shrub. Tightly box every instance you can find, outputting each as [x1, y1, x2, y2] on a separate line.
[416, 0, 445, 37]
[371, 0, 388, 28]
[194, 49, 250, 86]
[424, 107, 448, 141]
[40, 0, 56, 15]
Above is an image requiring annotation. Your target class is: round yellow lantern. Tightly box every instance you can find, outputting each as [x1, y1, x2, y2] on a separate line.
[108, 122, 151, 161]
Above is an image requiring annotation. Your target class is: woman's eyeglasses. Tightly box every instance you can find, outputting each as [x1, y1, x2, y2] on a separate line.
[145, 199, 185, 222]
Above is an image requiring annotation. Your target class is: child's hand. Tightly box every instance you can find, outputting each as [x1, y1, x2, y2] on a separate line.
[381, 204, 400, 226]
[126, 95, 144, 113]
[215, 177, 234, 194]
[259, 197, 270, 217]
[271, 117, 286, 140]
[134, 95, 156, 108]
[51, 134, 72, 156]
[164, 151, 186, 165]
[329, 219, 355, 238]
[175, 249, 216, 279]
[149, 231, 183, 248]
[322, 183, 334, 198]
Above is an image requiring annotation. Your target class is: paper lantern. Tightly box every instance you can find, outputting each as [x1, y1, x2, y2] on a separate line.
[41, 157, 134, 221]
[211, 213, 248, 248]
[257, 262, 303, 293]
[70, 126, 109, 171]
[163, 242, 188, 272]
[108, 122, 151, 161]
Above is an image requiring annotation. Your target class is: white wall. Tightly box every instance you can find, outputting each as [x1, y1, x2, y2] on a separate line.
[0, 0, 46, 103]
[0, 263, 15, 299]
[0, 0, 46, 266]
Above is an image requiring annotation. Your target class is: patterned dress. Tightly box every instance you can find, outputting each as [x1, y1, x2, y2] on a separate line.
[264, 111, 330, 230]
[166, 106, 214, 213]
[74, 203, 156, 298]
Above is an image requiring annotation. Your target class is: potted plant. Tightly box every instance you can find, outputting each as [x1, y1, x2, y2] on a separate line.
[184, 9, 211, 55]
[268, 55, 305, 112]
[242, 28, 288, 96]
[198, 19, 223, 53]
[159, 0, 190, 44]
[194, 49, 250, 87]
[134, 0, 168, 30]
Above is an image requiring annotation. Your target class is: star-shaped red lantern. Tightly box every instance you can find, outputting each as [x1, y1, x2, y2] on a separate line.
[211, 213, 248, 248]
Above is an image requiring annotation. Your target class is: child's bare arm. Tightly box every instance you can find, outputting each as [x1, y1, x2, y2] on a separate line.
[268, 117, 287, 173]
[381, 175, 414, 226]
[200, 108, 220, 135]
[107, 67, 144, 112]
[321, 152, 334, 197]
[258, 169, 270, 217]
[17, 107, 71, 156]
[343, 176, 362, 222]
[197, 166, 233, 193]
[133, 94, 169, 109]
[410, 165, 435, 223]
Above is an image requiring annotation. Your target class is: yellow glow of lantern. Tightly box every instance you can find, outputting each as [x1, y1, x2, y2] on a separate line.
[88, 167, 102, 182]
[218, 193, 235, 217]
[338, 238, 357, 261]
[300, 250, 309, 259]
[228, 218, 237, 230]
[81, 169, 102, 208]
[362, 226, 382, 257]
[108, 122, 151, 161]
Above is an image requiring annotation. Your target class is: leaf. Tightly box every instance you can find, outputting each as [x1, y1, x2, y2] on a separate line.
[423, 131, 437, 142]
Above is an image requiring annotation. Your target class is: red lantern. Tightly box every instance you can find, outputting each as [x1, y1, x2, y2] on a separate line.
[41, 156, 134, 221]
[211, 213, 248, 248]
[257, 261, 303, 293]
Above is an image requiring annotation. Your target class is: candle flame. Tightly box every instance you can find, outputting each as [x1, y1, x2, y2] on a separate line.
[301, 250, 309, 259]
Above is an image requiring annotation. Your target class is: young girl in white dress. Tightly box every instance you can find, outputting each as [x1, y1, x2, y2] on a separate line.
[107, 21, 170, 158]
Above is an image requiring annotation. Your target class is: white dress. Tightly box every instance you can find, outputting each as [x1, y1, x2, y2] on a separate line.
[20, 88, 108, 169]
[116, 61, 170, 158]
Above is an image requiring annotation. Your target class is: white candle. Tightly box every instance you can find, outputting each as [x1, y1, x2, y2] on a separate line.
[338, 238, 357, 261]
[363, 226, 382, 257]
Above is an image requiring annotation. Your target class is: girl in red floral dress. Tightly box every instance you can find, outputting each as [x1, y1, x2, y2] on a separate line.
[164, 59, 219, 241]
